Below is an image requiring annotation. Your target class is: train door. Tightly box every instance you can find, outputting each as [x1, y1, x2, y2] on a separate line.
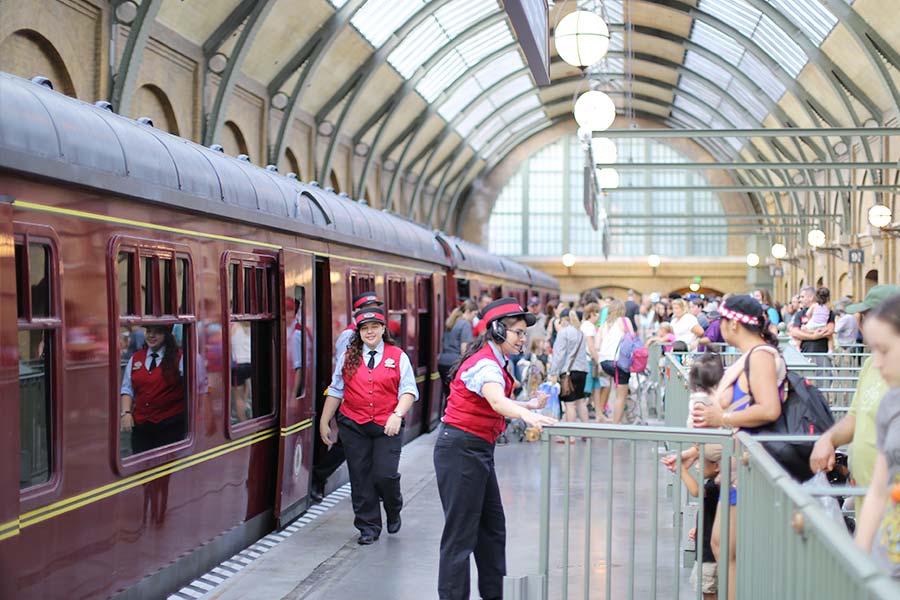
[414, 275, 441, 432]
[0, 202, 19, 594]
[274, 249, 315, 528]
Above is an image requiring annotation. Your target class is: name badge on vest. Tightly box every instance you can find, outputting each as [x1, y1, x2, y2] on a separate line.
[383, 358, 396, 369]
[133, 361, 142, 370]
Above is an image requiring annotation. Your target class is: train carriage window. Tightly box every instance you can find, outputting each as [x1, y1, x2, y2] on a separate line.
[112, 243, 193, 459]
[14, 235, 61, 490]
[290, 286, 306, 399]
[385, 276, 407, 350]
[226, 253, 279, 428]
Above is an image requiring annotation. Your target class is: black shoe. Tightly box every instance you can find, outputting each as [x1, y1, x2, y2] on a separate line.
[357, 533, 379, 545]
[310, 481, 324, 504]
[387, 514, 401, 534]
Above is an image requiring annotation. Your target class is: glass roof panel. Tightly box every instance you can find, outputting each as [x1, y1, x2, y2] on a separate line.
[726, 78, 768, 120]
[683, 51, 732, 89]
[718, 100, 756, 129]
[351, 0, 428, 49]
[753, 15, 806, 77]
[738, 52, 786, 101]
[673, 95, 713, 124]
[469, 116, 507, 150]
[456, 99, 495, 137]
[767, 0, 838, 46]
[677, 75, 722, 109]
[690, 21, 745, 66]
[489, 75, 534, 108]
[327, 0, 350, 8]
[473, 51, 526, 88]
[417, 51, 469, 102]
[509, 111, 545, 135]
[438, 78, 483, 121]
[388, 0, 500, 79]
[699, 0, 759, 38]
[497, 94, 541, 125]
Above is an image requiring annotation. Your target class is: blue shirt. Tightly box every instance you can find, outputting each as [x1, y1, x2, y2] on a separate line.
[327, 341, 419, 402]
[120, 345, 184, 397]
[459, 341, 508, 396]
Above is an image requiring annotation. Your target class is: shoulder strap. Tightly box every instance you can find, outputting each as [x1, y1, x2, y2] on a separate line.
[567, 331, 583, 372]
[742, 345, 782, 402]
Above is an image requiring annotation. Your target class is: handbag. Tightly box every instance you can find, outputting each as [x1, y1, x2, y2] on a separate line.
[559, 331, 583, 397]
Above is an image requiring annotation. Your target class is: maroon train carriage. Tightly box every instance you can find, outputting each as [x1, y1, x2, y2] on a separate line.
[0, 72, 558, 600]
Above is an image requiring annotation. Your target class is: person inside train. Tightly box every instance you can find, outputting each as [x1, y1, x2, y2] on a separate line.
[319, 308, 418, 545]
[438, 299, 477, 405]
[229, 320, 252, 422]
[854, 292, 900, 581]
[691, 295, 786, 600]
[434, 298, 557, 600]
[310, 292, 386, 504]
[120, 324, 186, 454]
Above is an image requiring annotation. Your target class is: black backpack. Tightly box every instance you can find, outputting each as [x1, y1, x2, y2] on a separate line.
[742, 347, 835, 481]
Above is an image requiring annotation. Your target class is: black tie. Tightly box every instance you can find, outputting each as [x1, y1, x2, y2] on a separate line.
[148, 352, 159, 372]
[367, 350, 377, 370]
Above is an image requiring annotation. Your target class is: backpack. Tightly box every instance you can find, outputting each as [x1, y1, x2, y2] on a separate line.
[616, 318, 646, 373]
[743, 348, 835, 481]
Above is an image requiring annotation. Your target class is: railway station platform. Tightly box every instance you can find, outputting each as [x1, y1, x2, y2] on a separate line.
[170, 426, 689, 600]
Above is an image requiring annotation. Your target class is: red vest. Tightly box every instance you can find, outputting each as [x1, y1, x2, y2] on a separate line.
[340, 344, 403, 426]
[130, 347, 185, 424]
[443, 344, 513, 443]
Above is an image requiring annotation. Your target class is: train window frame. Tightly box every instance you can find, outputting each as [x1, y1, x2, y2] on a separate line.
[346, 269, 376, 321]
[384, 274, 407, 351]
[13, 223, 63, 506]
[108, 236, 196, 477]
[223, 251, 280, 439]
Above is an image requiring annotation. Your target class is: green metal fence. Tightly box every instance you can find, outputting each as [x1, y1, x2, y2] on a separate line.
[504, 423, 899, 600]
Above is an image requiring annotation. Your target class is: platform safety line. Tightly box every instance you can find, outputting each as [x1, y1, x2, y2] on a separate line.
[168, 482, 353, 600]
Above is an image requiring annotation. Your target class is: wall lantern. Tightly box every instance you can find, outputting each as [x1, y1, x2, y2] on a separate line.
[647, 254, 661, 268]
[868, 204, 893, 228]
[562, 253, 576, 268]
[746, 253, 760, 267]
[770, 243, 787, 260]
[807, 229, 826, 248]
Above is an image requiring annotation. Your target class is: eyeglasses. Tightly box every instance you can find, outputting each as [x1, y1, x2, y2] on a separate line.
[508, 328, 527, 338]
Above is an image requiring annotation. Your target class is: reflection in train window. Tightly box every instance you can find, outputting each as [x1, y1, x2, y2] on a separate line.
[113, 243, 193, 458]
[15, 237, 59, 490]
[226, 255, 278, 426]
[290, 286, 306, 398]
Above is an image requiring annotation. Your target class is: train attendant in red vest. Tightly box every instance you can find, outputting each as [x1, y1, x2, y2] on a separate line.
[319, 308, 418, 545]
[434, 298, 557, 600]
[120, 324, 185, 454]
[311, 292, 386, 504]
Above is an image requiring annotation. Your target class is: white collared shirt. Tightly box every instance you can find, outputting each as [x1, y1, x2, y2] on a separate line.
[327, 340, 419, 401]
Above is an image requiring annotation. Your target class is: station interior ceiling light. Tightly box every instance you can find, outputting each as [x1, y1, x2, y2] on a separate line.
[746, 252, 760, 267]
[574, 90, 616, 132]
[868, 204, 893, 228]
[591, 137, 617, 164]
[770, 243, 788, 259]
[596, 167, 619, 189]
[554, 10, 610, 68]
[807, 229, 826, 248]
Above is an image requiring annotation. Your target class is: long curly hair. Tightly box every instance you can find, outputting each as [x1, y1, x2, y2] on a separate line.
[342, 326, 399, 381]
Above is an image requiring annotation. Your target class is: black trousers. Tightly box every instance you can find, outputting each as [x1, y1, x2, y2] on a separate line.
[337, 413, 403, 536]
[433, 423, 505, 600]
[132, 413, 184, 454]
[312, 435, 345, 488]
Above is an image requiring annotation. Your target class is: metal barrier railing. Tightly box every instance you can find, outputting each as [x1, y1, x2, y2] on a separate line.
[662, 353, 690, 429]
[504, 424, 899, 600]
[736, 432, 897, 600]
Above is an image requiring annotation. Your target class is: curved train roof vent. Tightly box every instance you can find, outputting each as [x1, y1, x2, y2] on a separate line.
[265, 164, 278, 172]
[137, 117, 154, 127]
[209, 144, 224, 153]
[309, 180, 320, 187]
[94, 100, 113, 112]
[338, 192, 349, 198]
[324, 187, 335, 193]
[30, 76, 53, 90]
[237, 154, 250, 162]
[286, 172, 298, 180]
[357, 198, 368, 205]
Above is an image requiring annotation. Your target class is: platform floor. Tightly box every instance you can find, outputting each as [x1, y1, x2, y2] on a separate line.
[186, 428, 694, 600]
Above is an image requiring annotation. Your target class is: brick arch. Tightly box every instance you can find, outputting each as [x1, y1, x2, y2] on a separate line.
[0, 29, 76, 97]
[132, 84, 179, 136]
[221, 120, 249, 158]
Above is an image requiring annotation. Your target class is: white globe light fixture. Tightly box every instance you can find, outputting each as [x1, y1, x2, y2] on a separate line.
[868, 204, 893, 228]
[770, 243, 787, 260]
[577, 126, 593, 143]
[591, 137, 617, 164]
[689, 283, 700, 292]
[746, 253, 760, 267]
[596, 167, 619, 189]
[574, 90, 616, 132]
[647, 254, 661, 268]
[562, 253, 576, 268]
[554, 10, 610, 68]
[808, 229, 826, 248]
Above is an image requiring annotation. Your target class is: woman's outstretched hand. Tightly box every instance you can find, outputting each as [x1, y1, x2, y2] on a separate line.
[523, 390, 550, 410]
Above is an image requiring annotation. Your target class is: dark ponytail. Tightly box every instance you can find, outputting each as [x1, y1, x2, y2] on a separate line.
[448, 333, 490, 381]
